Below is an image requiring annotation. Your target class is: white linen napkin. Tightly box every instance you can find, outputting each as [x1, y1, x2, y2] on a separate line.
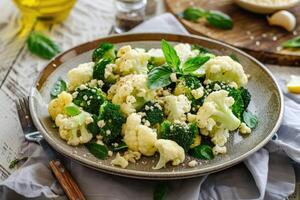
[1, 13, 299, 200]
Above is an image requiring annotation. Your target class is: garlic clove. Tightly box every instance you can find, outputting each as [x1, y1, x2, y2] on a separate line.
[267, 10, 296, 32]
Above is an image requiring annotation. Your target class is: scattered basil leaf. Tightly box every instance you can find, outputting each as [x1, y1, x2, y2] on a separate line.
[206, 10, 233, 30]
[64, 104, 81, 117]
[110, 141, 128, 152]
[147, 66, 173, 89]
[51, 124, 58, 129]
[182, 7, 207, 21]
[153, 182, 168, 200]
[50, 79, 67, 99]
[9, 157, 28, 169]
[182, 56, 210, 74]
[85, 143, 108, 159]
[242, 111, 258, 129]
[282, 36, 300, 48]
[27, 32, 60, 59]
[161, 40, 180, 71]
[189, 145, 214, 160]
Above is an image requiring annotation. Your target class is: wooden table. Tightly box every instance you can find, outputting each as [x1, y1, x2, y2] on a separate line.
[0, 0, 299, 197]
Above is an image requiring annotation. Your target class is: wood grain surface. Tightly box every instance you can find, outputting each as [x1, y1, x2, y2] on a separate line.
[165, 0, 300, 66]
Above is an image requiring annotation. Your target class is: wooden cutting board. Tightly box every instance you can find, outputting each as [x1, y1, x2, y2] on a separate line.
[165, 0, 300, 66]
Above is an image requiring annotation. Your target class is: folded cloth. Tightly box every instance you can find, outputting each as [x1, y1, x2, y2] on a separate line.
[1, 13, 299, 200]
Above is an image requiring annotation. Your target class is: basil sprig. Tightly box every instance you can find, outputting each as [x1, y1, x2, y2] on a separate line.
[27, 32, 60, 59]
[182, 56, 210, 74]
[85, 143, 108, 159]
[282, 36, 300, 48]
[189, 144, 214, 160]
[181, 7, 233, 30]
[50, 79, 67, 99]
[148, 40, 212, 89]
[147, 66, 173, 89]
[161, 39, 181, 71]
[242, 111, 258, 129]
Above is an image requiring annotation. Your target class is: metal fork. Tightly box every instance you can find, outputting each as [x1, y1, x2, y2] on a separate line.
[16, 97, 86, 200]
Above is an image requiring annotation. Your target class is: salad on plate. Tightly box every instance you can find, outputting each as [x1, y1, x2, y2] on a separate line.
[48, 40, 258, 169]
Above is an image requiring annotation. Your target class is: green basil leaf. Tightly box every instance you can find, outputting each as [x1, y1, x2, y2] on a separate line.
[64, 104, 81, 117]
[50, 79, 67, 99]
[85, 143, 108, 159]
[147, 66, 173, 89]
[206, 10, 233, 30]
[242, 111, 258, 129]
[153, 182, 168, 200]
[182, 7, 207, 21]
[189, 145, 214, 160]
[230, 54, 240, 63]
[27, 32, 60, 59]
[182, 56, 210, 74]
[161, 40, 180, 71]
[282, 36, 300, 48]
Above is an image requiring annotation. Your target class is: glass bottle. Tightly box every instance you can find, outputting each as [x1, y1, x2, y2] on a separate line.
[114, 0, 147, 33]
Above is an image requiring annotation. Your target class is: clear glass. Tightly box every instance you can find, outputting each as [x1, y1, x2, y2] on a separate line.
[114, 0, 147, 33]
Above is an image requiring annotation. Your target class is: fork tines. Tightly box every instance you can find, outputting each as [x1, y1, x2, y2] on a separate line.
[15, 97, 37, 133]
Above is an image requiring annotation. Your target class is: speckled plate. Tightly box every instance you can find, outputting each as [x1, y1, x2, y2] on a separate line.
[29, 33, 283, 180]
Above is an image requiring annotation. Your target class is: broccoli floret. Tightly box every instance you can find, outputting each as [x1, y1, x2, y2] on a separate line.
[73, 87, 106, 115]
[174, 75, 202, 99]
[240, 87, 251, 109]
[86, 114, 100, 136]
[92, 42, 116, 62]
[192, 44, 215, 58]
[160, 121, 198, 151]
[98, 101, 126, 145]
[92, 59, 111, 81]
[140, 101, 164, 126]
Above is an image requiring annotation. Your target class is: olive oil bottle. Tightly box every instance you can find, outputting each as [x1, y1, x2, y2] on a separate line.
[13, 0, 76, 34]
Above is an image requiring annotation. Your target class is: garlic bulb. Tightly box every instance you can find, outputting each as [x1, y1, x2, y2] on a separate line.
[267, 10, 296, 32]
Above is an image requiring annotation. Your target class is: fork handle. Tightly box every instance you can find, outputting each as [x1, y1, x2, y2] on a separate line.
[49, 160, 86, 200]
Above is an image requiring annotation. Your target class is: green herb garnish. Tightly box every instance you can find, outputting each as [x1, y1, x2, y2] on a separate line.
[161, 39, 181, 71]
[27, 32, 60, 59]
[282, 36, 300, 48]
[180, 7, 233, 30]
[147, 66, 173, 89]
[64, 104, 81, 116]
[189, 145, 214, 160]
[182, 56, 210, 74]
[85, 143, 108, 159]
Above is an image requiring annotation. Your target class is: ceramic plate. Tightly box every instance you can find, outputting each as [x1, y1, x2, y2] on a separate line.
[29, 33, 283, 180]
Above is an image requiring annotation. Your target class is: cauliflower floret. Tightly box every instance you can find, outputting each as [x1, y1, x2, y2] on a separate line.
[55, 112, 93, 146]
[239, 122, 252, 134]
[153, 139, 185, 170]
[204, 56, 248, 88]
[191, 87, 204, 99]
[212, 144, 227, 155]
[195, 90, 241, 131]
[67, 62, 94, 91]
[48, 91, 73, 120]
[174, 43, 199, 63]
[115, 45, 149, 75]
[210, 126, 229, 146]
[111, 153, 129, 168]
[164, 95, 191, 122]
[123, 150, 141, 163]
[122, 113, 157, 156]
[147, 48, 165, 65]
[108, 74, 156, 116]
